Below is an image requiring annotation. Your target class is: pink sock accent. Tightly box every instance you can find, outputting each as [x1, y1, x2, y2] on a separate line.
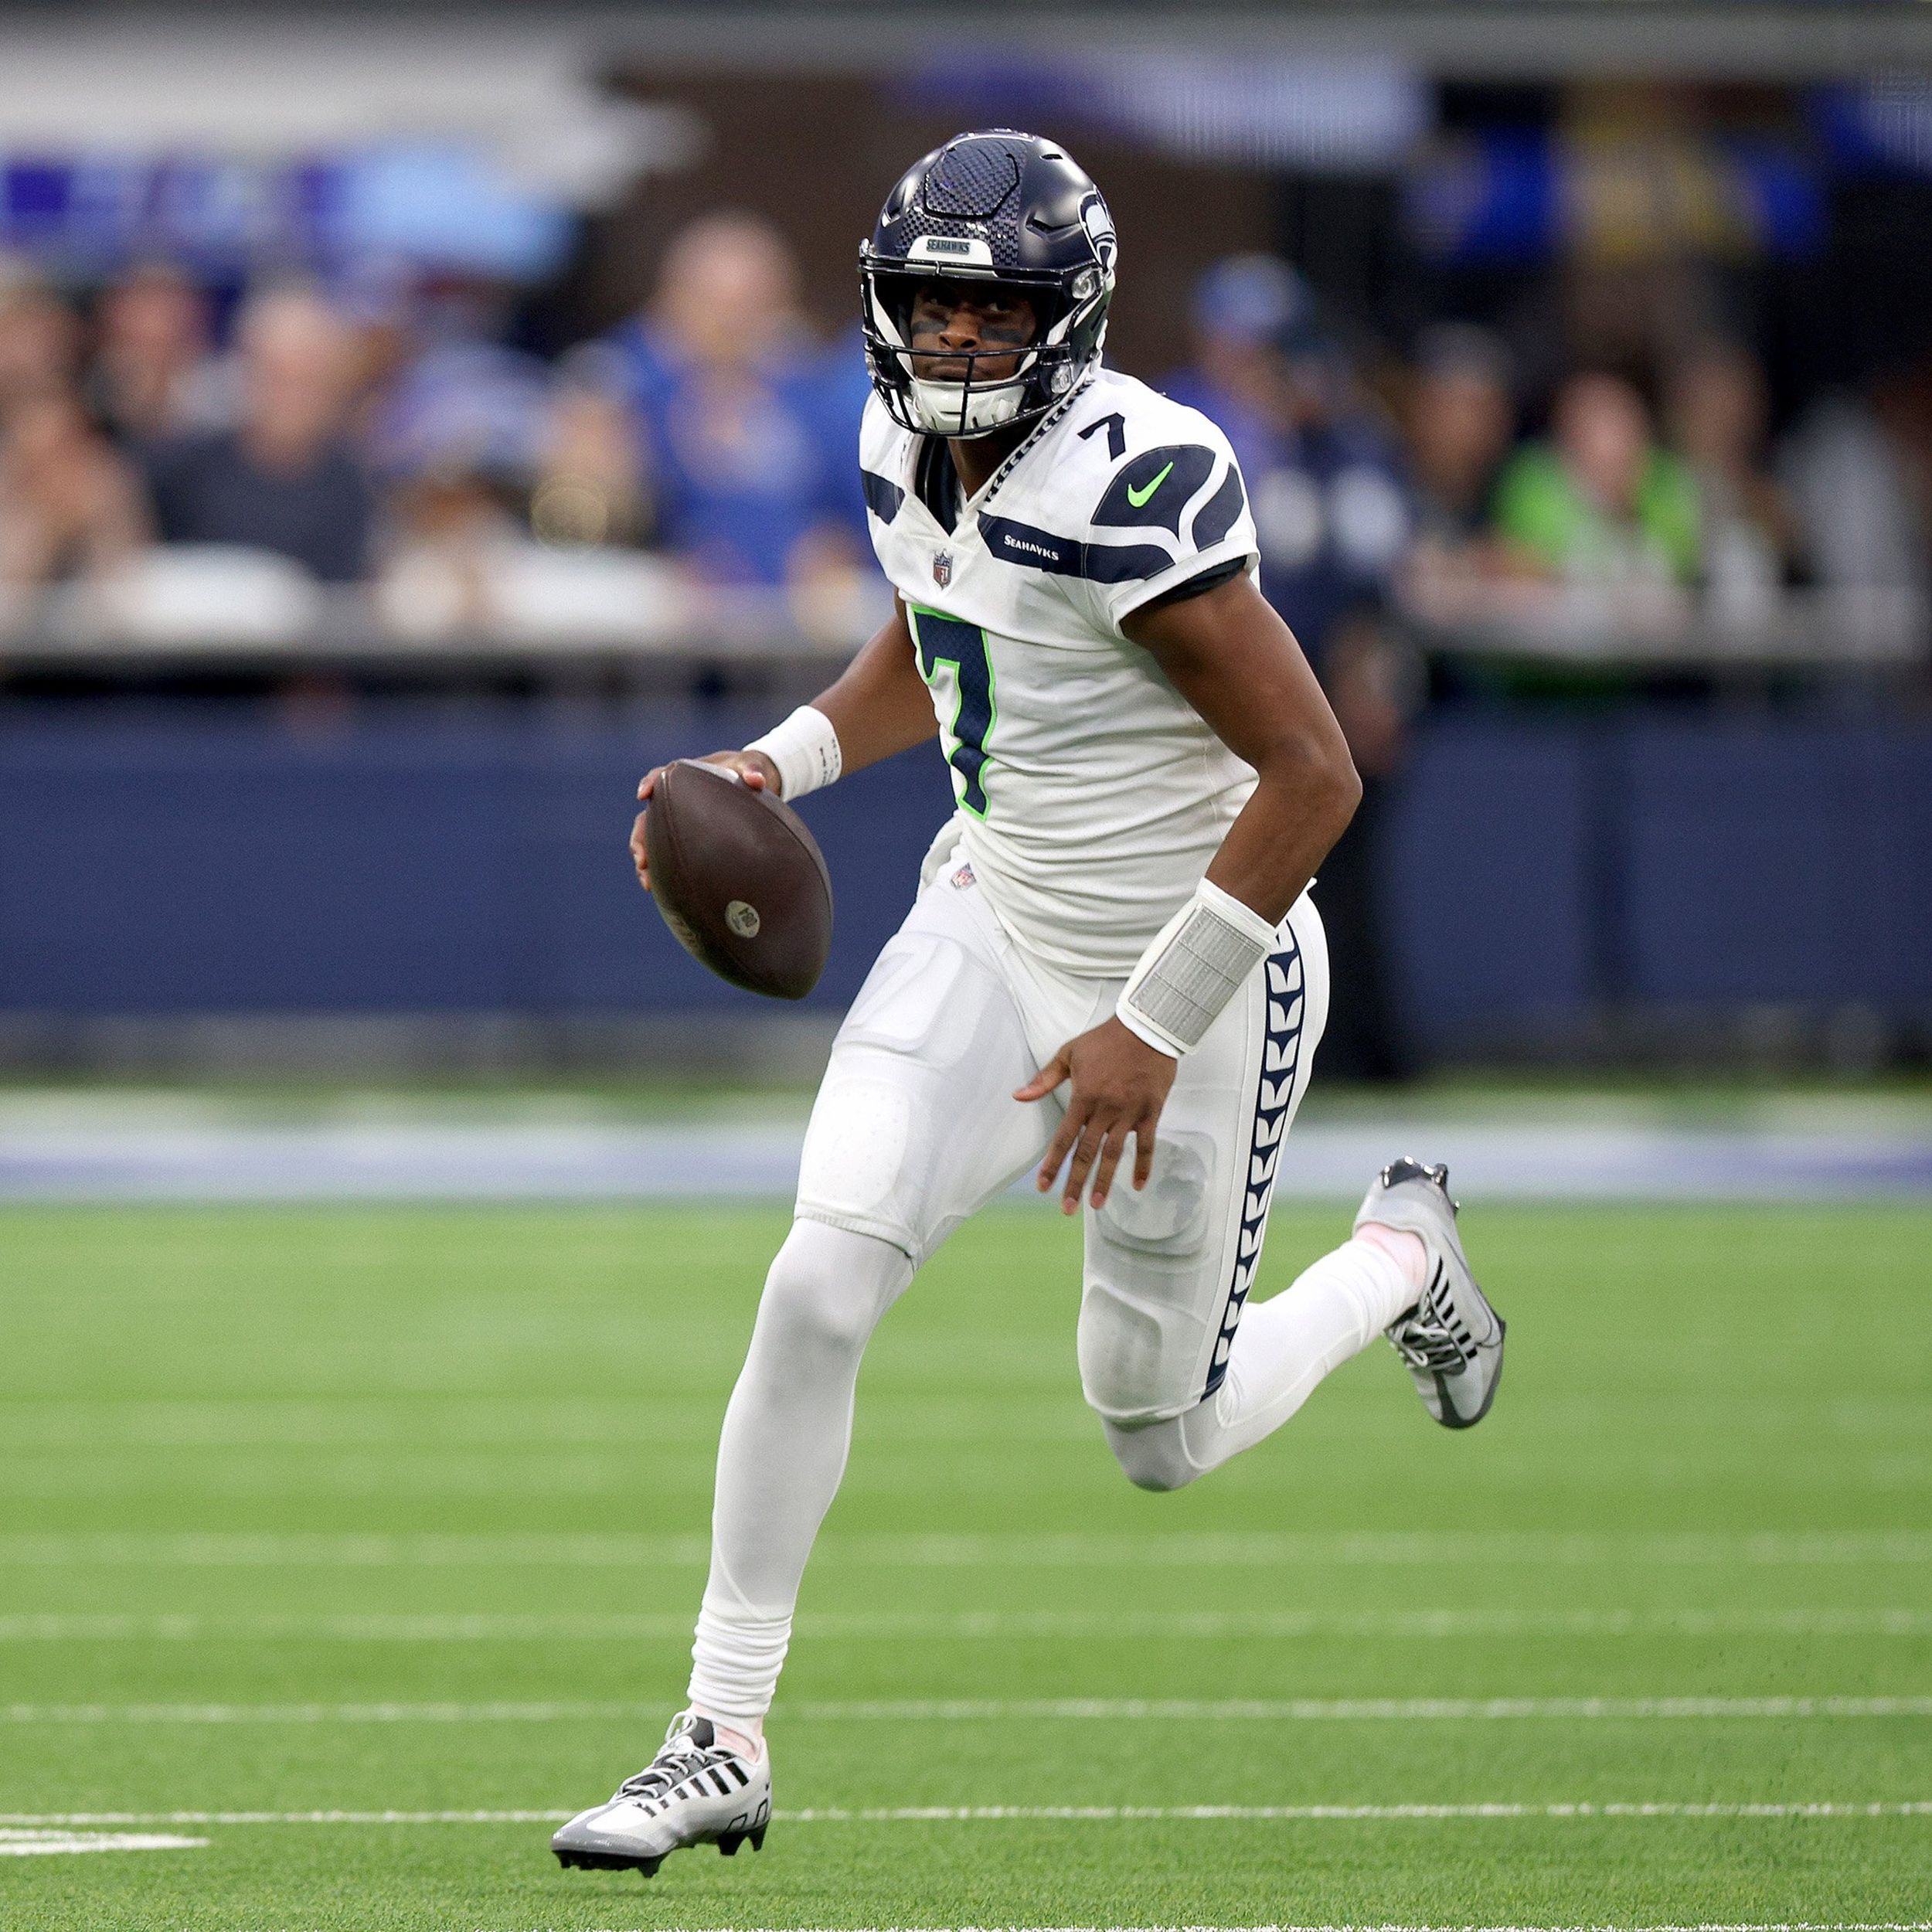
[693, 1708, 764, 1760]
[1356, 1222, 1428, 1293]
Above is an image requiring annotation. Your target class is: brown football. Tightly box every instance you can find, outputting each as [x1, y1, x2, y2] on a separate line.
[643, 760, 833, 999]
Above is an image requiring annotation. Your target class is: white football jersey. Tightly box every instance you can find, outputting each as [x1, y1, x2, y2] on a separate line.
[860, 365, 1262, 978]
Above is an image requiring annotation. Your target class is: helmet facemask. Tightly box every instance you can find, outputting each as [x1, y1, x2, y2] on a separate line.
[861, 263, 1107, 439]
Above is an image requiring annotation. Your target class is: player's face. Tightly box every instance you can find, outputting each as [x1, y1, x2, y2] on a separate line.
[906, 281, 1039, 386]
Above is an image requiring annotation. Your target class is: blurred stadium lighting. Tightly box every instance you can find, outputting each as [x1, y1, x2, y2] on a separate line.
[0, 19, 692, 166]
[0, 20, 700, 274]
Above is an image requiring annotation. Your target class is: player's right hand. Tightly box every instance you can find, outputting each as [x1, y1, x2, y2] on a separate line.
[631, 750, 781, 893]
[1016, 1015, 1178, 1215]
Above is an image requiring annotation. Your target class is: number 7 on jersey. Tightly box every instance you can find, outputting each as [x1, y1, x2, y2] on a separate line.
[908, 607, 997, 819]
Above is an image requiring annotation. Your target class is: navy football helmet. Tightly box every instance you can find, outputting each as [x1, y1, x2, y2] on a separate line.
[859, 128, 1116, 438]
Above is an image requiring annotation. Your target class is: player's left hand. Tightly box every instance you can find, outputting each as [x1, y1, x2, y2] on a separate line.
[1016, 1017, 1177, 1216]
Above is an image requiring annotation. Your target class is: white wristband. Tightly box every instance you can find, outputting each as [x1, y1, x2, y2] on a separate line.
[1116, 879, 1277, 1058]
[744, 706, 841, 801]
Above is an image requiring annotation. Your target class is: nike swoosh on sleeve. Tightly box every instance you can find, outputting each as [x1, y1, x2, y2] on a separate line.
[1092, 444, 1216, 534]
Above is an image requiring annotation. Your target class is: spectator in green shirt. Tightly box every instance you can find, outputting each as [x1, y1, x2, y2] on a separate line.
[1494, 372, 1701, 587]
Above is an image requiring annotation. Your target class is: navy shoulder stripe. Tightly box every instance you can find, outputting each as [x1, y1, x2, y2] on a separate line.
[1092, 444, 1217, 536]
[979, 513, 1171, 585]
[861, 468, 903, 524]
[1082, 540, 1179, 584]
[1190, 464, 1247, 550]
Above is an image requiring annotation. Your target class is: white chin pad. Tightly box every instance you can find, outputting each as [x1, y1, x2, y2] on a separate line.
[908, 376, 1026, 437]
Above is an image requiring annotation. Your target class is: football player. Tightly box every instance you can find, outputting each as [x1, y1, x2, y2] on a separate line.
[553, 130, 1505, 1879]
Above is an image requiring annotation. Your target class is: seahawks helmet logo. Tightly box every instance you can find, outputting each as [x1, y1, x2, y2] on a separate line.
[1081, 193, 1117, 277]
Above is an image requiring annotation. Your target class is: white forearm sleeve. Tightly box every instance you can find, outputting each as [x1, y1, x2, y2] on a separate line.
[1116, 878, 1277, 1058]
[744, 705, 842, 801]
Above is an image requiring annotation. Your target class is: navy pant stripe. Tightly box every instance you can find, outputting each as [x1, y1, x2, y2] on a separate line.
[1200, 932, 1306, 1402]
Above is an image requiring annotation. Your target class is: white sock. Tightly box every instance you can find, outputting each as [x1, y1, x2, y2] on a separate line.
[1107, 1234, 1418, 1487]
[685, 1219, 913, 1729]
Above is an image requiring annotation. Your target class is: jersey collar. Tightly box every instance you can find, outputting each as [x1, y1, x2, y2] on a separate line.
[900, 368, 1099, 539]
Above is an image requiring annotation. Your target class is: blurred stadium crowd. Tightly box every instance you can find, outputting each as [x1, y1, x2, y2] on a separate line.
[0, 206, 1924, 660]
[0, 220, 879, 648]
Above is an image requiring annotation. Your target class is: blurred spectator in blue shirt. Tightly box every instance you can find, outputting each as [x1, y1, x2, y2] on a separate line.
[590, 213, 866, 592]
[1162, 253, 1295, 531]
[145, 287, 373, 583]
[1166, 256, 1410, 675]
[811, 321, 880, 529]
[363, 278, 552, 500]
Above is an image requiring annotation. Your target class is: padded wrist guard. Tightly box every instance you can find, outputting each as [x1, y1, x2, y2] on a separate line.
[1115, 879, 1277, 1058]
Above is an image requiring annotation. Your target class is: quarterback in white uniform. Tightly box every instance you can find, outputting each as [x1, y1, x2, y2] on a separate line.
[553, 129, 1505, 1880]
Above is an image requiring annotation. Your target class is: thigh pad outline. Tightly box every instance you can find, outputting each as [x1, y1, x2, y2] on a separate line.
[1087, 1129, 1213, 1257]
[838, 932, 978, 1064]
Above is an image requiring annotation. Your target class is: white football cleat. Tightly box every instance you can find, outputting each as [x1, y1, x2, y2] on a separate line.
[552, 1710, 770, 1878]
[1356, 1158, 1506, 1429]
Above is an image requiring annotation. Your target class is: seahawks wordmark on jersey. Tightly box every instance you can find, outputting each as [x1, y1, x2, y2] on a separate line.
[861, 366, 1261, 978]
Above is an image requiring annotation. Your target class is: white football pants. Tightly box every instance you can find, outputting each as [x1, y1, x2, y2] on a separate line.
[686, 852, 1417, 1726]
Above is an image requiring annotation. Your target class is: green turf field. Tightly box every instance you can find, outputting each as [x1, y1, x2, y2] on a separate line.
[2, 1200, 1927, 1930]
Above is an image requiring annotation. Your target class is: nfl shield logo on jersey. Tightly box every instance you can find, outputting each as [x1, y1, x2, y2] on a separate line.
[932, 549, 952, 588]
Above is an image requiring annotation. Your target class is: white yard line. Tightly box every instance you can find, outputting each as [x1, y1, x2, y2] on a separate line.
[2, 1607, 1928, 1641]
[1, 1804, 1929, 1827]
[2, 1529, 1927, 1568]
[4, 1696, 1929, 1724]
[787, 1697, 1932, 1722]
[0, 1828, 206, 1855]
